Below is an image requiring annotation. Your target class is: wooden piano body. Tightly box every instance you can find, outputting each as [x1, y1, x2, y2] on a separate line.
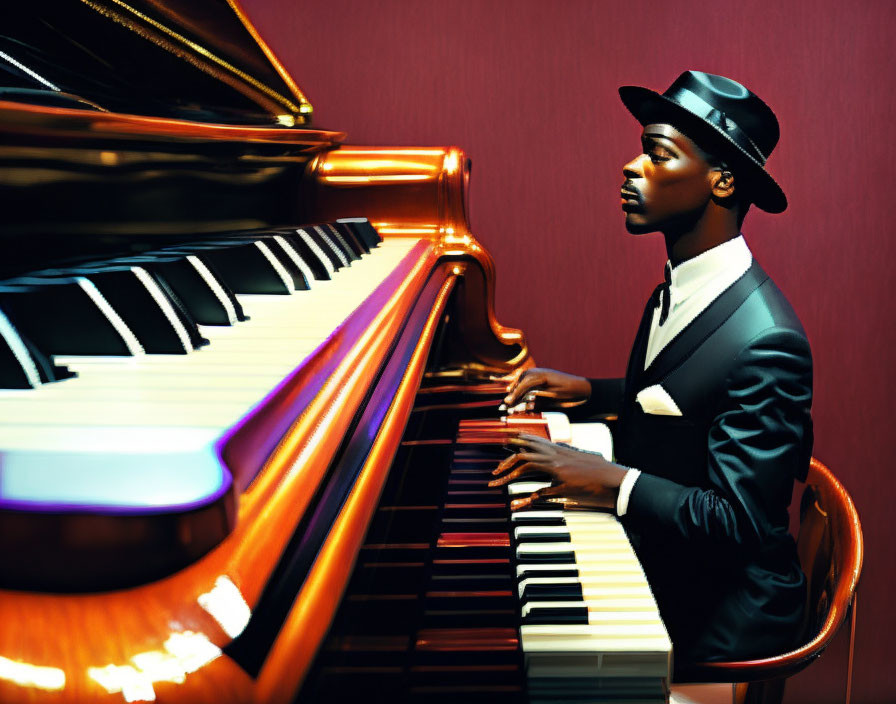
[0, 2, 531, 702]
[0, 2, 669, 702]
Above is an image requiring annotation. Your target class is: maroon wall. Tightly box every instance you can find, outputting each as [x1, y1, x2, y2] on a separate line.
[241, 1, 894, 701]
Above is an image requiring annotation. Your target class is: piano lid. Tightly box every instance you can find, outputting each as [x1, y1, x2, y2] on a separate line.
[0, 0, 312, 126]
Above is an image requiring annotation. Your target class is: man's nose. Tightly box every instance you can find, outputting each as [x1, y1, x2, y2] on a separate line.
[622, 155, 645, 179]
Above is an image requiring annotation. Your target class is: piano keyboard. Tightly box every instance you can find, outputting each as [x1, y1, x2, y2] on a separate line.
[0, 221, 430, 585]
[301, 402, 670, 703]
[465, 418, 671, 702]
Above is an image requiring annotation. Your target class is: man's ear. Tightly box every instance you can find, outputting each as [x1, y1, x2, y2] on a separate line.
[710, 169, 736, 199]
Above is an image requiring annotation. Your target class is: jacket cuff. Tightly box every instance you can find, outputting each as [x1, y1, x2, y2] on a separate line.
[626, 472, 690, 528]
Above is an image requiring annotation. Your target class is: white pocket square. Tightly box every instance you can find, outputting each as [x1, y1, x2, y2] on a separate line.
[635, 384, 683, 416]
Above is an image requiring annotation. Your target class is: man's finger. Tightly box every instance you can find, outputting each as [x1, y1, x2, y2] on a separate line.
[510, 484, 564, 510]
[487, 462, 543, 487]
[492, 452, 537, 475]
[504, 372, 545, 407]
[493, 368, 525, 383]
[507, 432, 552, 449]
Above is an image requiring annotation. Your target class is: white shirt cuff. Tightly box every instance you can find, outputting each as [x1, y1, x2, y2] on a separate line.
[616, 469, 641, 516]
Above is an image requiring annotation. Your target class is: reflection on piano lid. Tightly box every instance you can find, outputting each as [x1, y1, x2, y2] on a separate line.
[0, 0, 312, 124]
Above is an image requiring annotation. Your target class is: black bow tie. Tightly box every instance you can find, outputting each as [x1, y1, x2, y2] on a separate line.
[655, 263, 672, 326]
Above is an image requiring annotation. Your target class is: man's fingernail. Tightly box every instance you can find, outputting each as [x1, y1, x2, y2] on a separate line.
[510, 498, 526, 510]
[488, 480, 498, 487]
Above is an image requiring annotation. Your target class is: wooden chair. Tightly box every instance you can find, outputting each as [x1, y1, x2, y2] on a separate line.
[671, 458, 864, 704]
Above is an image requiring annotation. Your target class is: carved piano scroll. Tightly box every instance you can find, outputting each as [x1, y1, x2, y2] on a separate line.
[304, 145, 530, 371]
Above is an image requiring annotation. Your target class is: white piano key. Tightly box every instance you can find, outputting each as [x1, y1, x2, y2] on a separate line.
[514, 525, 570, 540]
[507, 481, 552, 495]
[568, 421, 613, 458]
[518, 576, 650, 599]
[541, 411, 571, 443]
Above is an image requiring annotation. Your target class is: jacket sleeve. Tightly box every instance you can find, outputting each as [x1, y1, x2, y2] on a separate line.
[565, 377, 625, 421]
[624, 327, 813, 557]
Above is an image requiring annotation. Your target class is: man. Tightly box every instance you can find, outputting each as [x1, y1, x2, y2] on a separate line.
[490, 71, 811, 669]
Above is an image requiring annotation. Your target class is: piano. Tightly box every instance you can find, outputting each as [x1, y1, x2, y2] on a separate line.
[0, 2, 670, 702]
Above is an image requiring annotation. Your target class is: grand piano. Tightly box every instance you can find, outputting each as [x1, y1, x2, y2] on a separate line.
[0, 2, 670, 702]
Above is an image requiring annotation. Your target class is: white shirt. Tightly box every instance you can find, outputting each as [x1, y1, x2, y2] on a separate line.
[616, 235, 753, 516]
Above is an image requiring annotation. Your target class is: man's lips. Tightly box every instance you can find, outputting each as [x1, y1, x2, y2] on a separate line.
[621, 189, 643, 213]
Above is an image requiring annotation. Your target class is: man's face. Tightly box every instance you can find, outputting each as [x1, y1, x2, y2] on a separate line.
[620, 123, 716, 235]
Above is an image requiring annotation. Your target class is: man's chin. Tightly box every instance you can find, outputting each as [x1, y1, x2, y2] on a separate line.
[623, 215, 656, 235]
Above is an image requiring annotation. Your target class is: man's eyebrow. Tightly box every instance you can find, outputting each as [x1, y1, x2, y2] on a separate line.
[642, 133, 679, 149]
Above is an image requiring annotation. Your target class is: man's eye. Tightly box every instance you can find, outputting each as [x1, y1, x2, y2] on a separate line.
[647, 152, 669, 163]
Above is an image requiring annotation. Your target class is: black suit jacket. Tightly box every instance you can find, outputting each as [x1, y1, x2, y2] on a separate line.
[572, 260, 811, 668]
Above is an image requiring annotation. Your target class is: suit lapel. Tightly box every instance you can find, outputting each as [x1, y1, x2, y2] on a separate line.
[624, 287, 661, 396]
[639, 260, 769, 389]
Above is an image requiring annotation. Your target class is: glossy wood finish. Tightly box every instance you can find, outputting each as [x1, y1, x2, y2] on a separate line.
[0, 241, 455, 703]
[304, 146, 529, 370]
[0, 101, 343, 147]
[255, 271, 458, 704]
[677, 458, 864, 701]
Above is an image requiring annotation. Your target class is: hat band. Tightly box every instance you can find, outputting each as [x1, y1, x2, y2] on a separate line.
[665, 86, 767, 165]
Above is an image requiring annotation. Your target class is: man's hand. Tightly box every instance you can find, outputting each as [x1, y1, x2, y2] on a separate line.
[501, 368, 592, 413]
[488, 432, 628, 510]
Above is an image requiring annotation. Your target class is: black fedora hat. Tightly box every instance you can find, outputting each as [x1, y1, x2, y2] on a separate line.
[619, 71, 787, 213]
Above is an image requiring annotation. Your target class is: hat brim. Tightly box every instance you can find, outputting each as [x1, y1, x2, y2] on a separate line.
[619, 85, 787, 213]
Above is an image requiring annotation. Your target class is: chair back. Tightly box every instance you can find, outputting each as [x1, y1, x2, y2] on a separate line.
[680, 457, 863, 683]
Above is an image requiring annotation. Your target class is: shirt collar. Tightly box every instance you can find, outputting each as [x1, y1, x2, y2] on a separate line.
[665, 235, 752, 308]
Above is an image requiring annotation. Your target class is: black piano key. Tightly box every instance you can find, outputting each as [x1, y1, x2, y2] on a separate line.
[0, 306, 74, 388]
[338, 217, 382, 248]
[260, 235, 312, 290]
[166, 240, 294, 294]
[441, 518, 510, 533]
[64, 266, 198, 354]
[516, 566, 579, 580]
[332, 220, 369, 255]
[350, 563, 427, 593]
[521, 603, 589, 625]
[144, 270, 210, 349]
[323, 223, 361, 261]
[284, 229, 332, 280]
[424, 591, 516, 610]
[0, 278, 140, 356]
[365, 508, 440, 543]
[422, 608, 517, 629]
[515, 545, 576, 563]
[429, 573, 513, 591]
[138, 255, 246, 325]
[520, 581, 584, 601]
[444, 490, 505, 505]
[308, 225, 348, 269]
[340, 595, 421, 632]
[430, 559, 511, 578]
[513, 528, 571, 543]
[83, 259, 211, 350]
